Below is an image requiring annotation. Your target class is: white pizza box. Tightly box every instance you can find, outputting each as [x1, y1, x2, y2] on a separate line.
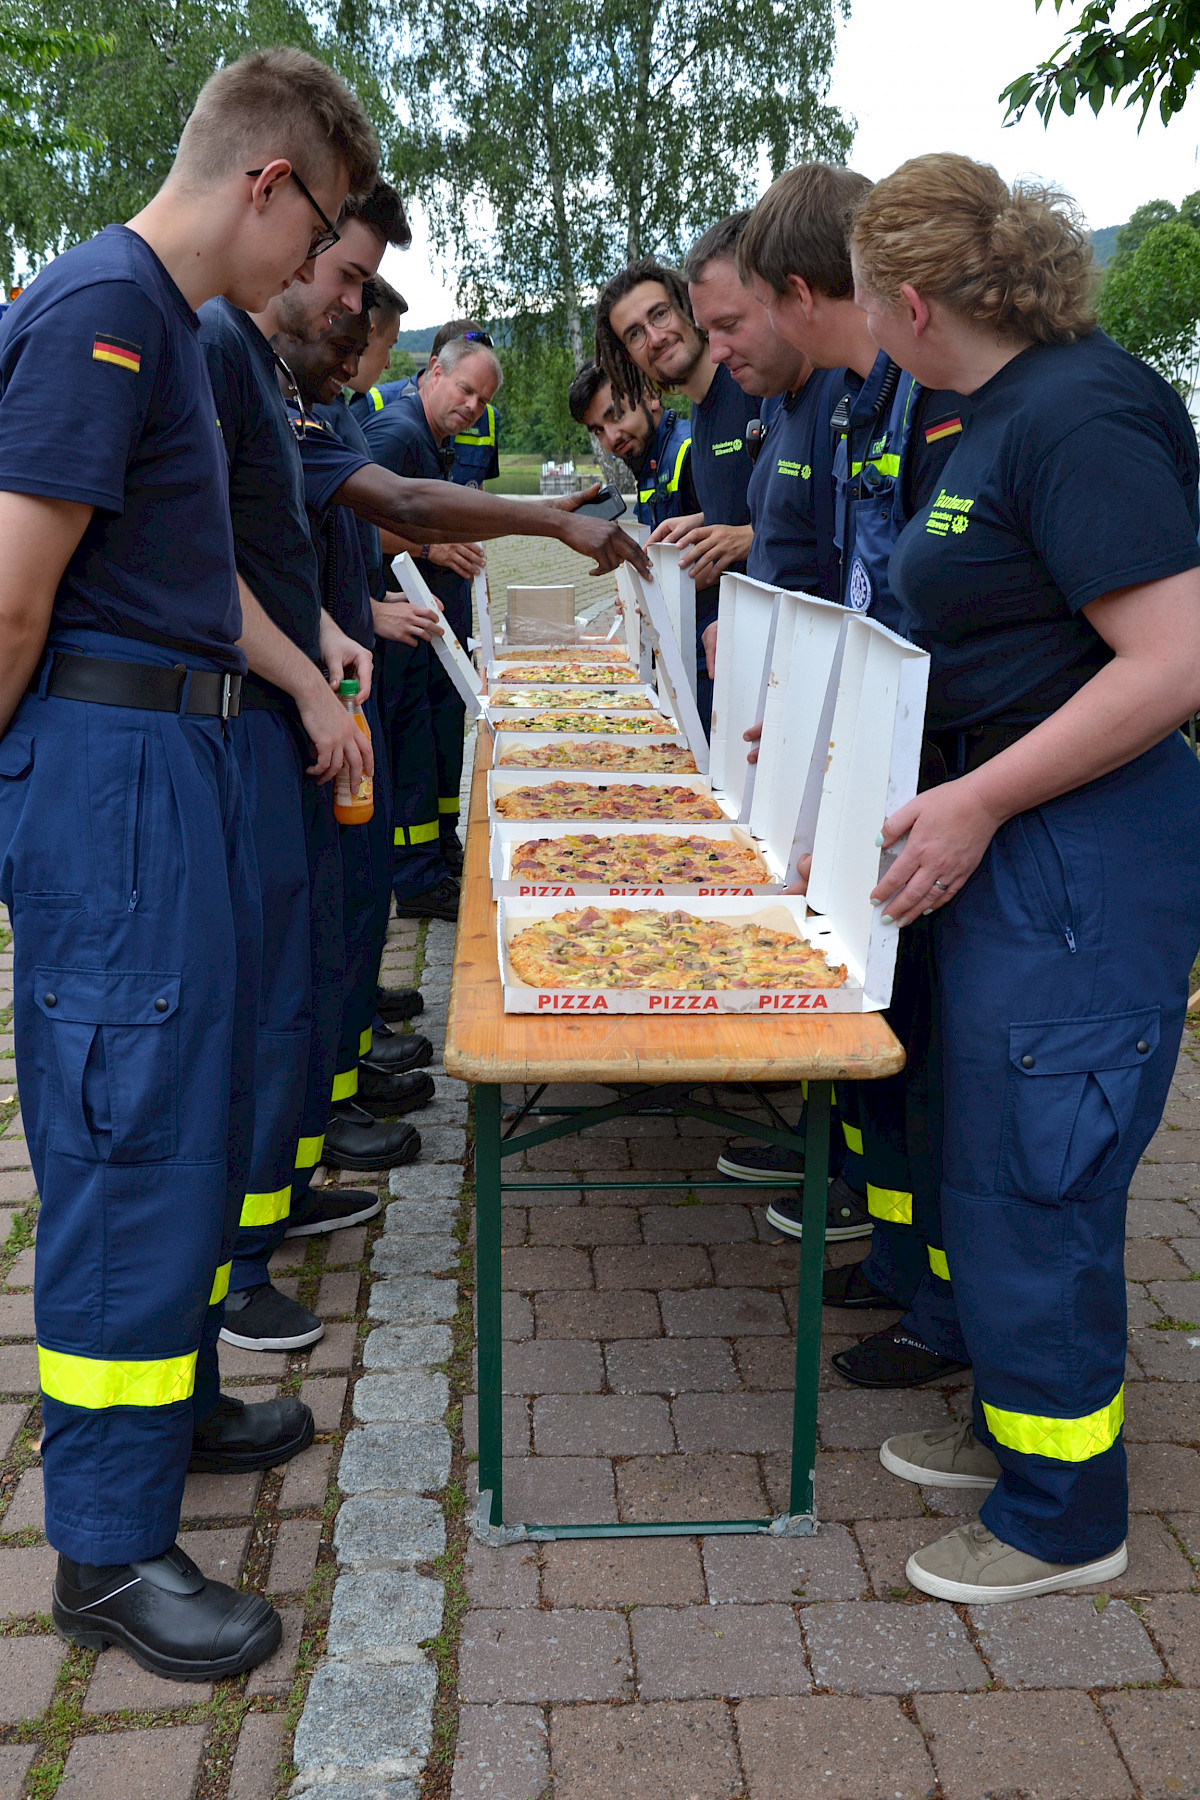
[646, 541, 698, 702]
[472, 568, 495, 667]
[616, 565, 711, 773]
[489, 819, 773, 899]
[708, 572, 784, 821]
[392, 554, 485, 720]
[491, 728, 693, 769]
[486, 768, 724, 826]
[496, 895, 862, 1014]
[615, 563, 651, 685]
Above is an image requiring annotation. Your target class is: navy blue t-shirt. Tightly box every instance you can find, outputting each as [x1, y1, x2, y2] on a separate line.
[287, 405, 373, 648]
[199, 300, 321, 704]
[690, 360, 762, 638]
[889, 331, 1200, 732]
[0, 225, 243, 670]
[746, 368, 842, 599]
[318, 397, 388, 603]
[362, 389, 470, 640]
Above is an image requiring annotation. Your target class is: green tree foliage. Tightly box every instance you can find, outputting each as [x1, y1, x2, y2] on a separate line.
[1115, 198, 1180, 262]
[0, 13, 112, 155]
[1099, 213, 1200, 402]
[0, 0, 396, 285]
[387, 0, 853, 368]
[1003, 0, 1200, 128]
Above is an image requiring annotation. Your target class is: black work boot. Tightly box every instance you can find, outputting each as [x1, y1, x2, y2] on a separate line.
[364, 1025, 433, 1073]
[355, 1063, 435, 1117]
[189, 1392, 314, 1473]
[53, 1544, 280, 1680]
[394, 877, 459, 923]
[323, 1101, 420, 1171]
[376, 986, 424, 1022]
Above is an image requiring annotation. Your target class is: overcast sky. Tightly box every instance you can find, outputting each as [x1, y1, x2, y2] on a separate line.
[383, 0, 1200, 328]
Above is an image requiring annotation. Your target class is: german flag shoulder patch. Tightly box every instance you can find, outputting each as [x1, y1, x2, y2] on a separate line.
[924, 414, 962, 445]
[93, 333, 141, 373]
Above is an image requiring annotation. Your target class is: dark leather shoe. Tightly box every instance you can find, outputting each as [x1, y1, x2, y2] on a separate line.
[376, 986, 424, 1022]
[823, 1261, 900, 1308]
[365, 1027, 433, 1073]
[394, 877, 460, 922]
[189, 1392, 314, 1473]
[441, 835, 464, 874]
[355, 1063, 435, 1117]
[53, 1545, 280, 1680]
[832, 1326, 971, 1389]
[324, 1101, 421, 1171]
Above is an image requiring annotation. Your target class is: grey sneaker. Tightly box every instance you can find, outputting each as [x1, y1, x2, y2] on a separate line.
[907, 1519, 1128, 1603]
[880, 1420, 1000, 1489]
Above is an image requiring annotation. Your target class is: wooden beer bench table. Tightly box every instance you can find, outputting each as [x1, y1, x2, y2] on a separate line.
[444, 733, 904, 1542]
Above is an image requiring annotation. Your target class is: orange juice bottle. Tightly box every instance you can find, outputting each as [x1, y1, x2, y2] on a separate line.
[333, 679, 374, 824]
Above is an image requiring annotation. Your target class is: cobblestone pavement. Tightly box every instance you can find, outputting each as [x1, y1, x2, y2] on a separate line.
[478, 524, 619, 634]
[5, 752, 1200, 1796]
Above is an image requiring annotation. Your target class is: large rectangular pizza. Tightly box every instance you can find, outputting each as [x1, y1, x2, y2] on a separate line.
[508, 906, 847, 990]
[496, 712, 678, 735]
[497, 740, 699, 771]
[488, 687, 655, 710]
[494, 662, 640, 684]
[509, 833, 767, 885]
[494, 781, 724, 821]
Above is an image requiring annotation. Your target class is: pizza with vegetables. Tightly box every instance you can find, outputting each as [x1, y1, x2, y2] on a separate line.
[510, 833, 767, 885]
[494, 781, 723, 821]
[496, 645, 629, 661]
[498, 740, 698, 771]
[507, 907, 847, 989]
[496, 712, 678, 734]
[494, 662, 640, 684]
[488, 687, 655, 710]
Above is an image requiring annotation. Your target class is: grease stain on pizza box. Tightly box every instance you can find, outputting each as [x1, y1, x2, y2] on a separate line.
[496, 896, 865, 1014]
[489, 820, 775, 899]
[486, 769, 729, 827]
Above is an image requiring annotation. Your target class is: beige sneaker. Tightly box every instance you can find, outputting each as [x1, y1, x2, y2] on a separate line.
[880, 1420, 1000, 1489]
[907, 1518, 1128, 1602]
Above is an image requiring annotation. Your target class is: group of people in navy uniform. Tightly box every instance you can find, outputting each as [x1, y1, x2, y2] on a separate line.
[1, 42, 1199, 1681]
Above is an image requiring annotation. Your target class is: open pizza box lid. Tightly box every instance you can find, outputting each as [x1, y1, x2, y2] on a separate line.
[499, 584, 580, 648]
[391, 554, 484, 720]
[496, 894, 863, 1013]
[472, 569, 495, 667]
[486, 768, 724, 826]
[645, 542, 698, 703]
[618, 566, 710, 772]
[489, 819, 773, 899]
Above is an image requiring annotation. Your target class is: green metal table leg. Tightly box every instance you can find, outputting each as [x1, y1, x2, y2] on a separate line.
[474, 1082, 504, 1526]
[788, 1079, 831, 1520]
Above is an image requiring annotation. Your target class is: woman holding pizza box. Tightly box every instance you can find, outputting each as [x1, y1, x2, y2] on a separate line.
[843, 152, 1200, 1603]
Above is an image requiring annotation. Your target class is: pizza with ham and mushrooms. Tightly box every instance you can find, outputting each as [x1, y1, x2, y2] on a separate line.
[497, 740, 699, 771]
[496, 712, 678, 734]
[488, 687, 655, 710]
[494, 781, 723, 821]
[507, 907, 847, 990]
[509, 833, 767, 885]
[494, 662, 640, 684]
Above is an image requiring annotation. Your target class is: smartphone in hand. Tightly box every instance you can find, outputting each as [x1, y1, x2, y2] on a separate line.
[573, 484, 627, 521]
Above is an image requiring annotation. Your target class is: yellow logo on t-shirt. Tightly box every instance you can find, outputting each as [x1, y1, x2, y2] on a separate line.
[926, 490, 975, 538]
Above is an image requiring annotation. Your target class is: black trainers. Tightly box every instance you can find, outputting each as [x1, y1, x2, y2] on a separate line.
[765, 1177, 872, 1242]
[365, 1026, 434, 1073]
[376, 985, 424, 1022]
[394, 877, 459, 923]
[219, 1283, 324, 1351]
[286, 1189, 382, 1236]
[441, 835, 465, 875]
[53, 1545, 281, 1680]
[323, 1101, 420, 1171]
[832, 1326, 971, 1389]
[717, 1138, 804, 1183]
[356, 1064, 435, 1118]
[189, 1392, 314, 1473]
[823, 1260, 898, 1308]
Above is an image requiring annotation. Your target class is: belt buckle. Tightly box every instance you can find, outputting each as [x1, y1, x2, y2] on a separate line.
[220, 673, 233, 720]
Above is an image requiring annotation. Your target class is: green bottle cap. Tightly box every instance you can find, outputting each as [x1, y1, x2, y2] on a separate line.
[338, 678, 360, 696]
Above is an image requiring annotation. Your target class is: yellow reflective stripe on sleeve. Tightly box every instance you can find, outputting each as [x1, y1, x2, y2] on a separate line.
[666, 435, 691, 494]
[208, 1261, 231, 1307]
[395, 821, 440, 846]
[332, 1067, 358, 1102]
[296, 1135, 325, 1170]
[39, 1346, 197, 1410]
[927, 1246, 950, 1282]
[983, 1387, 1124, 1463]
[438, 796, 460, 815]
[240, 1187, 290, 1228]
[867, 1184, 912, 1224]
[359, 1026, 373, 1058]
[369, 387, 384, 412]
[841, 1123, 863, 1156]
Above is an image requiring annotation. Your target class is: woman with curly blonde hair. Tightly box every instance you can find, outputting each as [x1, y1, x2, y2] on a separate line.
[851, 153, 1200, 1602]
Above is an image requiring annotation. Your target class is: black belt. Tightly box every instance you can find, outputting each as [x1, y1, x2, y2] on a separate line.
[38, 652, 242, 718]
[921, 721, 1032, 788]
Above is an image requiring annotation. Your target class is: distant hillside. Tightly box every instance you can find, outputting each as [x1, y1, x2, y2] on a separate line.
[1091, 224, 1119, 267]
[394, 325, 438, 354]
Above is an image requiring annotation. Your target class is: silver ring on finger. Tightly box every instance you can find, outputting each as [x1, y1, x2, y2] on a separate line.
[932, 879, 950, 891]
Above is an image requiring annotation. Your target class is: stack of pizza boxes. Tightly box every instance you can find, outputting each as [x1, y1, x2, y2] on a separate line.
[493, 552, 930, 1016]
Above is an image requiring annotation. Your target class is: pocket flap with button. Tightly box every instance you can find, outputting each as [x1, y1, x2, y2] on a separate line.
[0, 727, 33, 780]
[34, 968, 181, 1026]
[1008, 1009, 1160, 1077]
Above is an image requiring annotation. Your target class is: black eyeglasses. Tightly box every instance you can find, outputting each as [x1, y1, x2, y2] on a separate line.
[246, 168, 341, 258]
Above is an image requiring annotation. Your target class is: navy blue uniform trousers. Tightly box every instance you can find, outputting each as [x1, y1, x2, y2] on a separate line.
[380, 638, 450, 901]
[429, 591, 470, 853]
[0, 631, 261, 1563]
[937, 733, 1200, 1562]
[335, 687, 393, 1096]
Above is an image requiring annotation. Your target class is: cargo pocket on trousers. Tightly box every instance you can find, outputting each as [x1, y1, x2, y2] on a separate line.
[35, 967, 181, 1161]
[997, 1008, 1160, 1203]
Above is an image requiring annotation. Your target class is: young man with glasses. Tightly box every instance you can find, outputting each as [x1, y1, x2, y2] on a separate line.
[0, 46, 376, 1680]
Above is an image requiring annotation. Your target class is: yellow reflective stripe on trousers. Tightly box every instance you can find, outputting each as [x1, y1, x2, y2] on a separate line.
[438, 796, 460, 815]
[841, 1123, 863, 1156]
[867, 1184, 912, 1224]
[927, 1246, 950, 1282]
[208, 1261, 231, 1307]
[39, 1346, 197, 1409]
[983, 1387, 1124, 1463]
[332, 1067, 358, 1102]
[359, 1026, 373, 1057]
[395, 820, 439, 846]
[296, 1135, 325, 1169]
[240, 1187, 290, 1228]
